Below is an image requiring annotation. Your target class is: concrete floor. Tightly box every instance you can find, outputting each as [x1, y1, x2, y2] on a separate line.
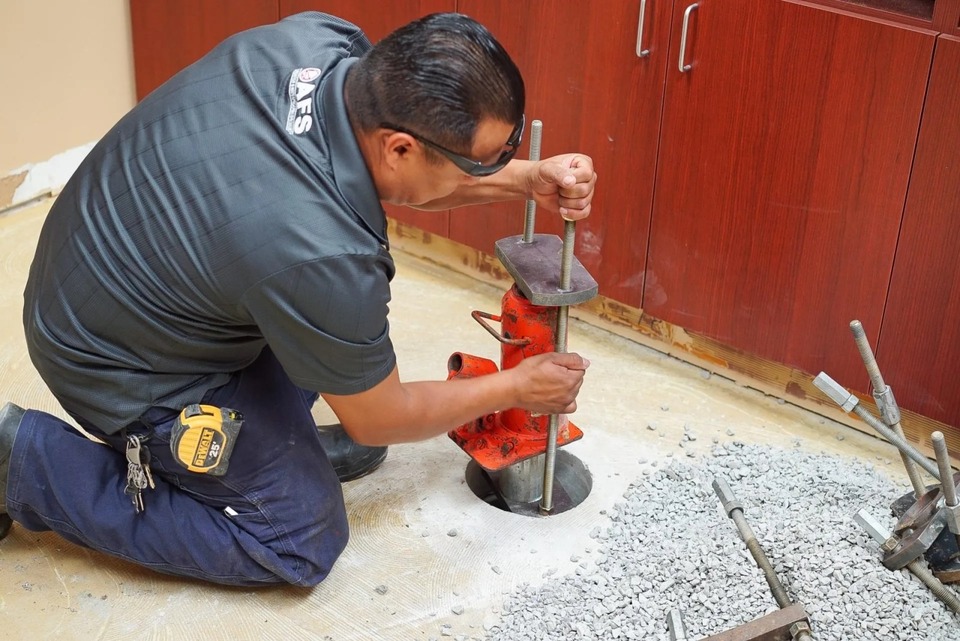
[0, 199, 913, 640]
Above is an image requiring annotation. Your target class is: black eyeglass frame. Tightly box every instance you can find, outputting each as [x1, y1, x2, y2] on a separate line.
[380, 114, 525, 177]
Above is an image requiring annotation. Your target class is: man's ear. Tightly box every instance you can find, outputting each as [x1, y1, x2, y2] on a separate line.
[382, 131, 416, 170]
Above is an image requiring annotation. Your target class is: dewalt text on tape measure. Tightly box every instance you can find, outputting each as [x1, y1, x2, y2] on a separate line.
[170, 404, 243, 476]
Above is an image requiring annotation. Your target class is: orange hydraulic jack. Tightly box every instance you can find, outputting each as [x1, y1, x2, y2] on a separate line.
[446, 120, 597, 513]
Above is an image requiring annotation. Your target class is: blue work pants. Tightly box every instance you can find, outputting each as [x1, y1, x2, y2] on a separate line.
[5, 348, 348, 586]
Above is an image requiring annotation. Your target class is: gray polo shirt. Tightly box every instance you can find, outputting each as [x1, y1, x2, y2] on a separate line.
[23, 13, 396, 434]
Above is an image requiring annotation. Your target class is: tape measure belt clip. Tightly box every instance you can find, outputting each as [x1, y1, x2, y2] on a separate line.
[170, 404, 244, 476]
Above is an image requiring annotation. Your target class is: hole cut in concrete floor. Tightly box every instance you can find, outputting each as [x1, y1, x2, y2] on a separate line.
[464, 451, 593, 517]
[0, 199, 914, 640]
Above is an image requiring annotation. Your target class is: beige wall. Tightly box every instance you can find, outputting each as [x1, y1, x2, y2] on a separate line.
[0, 0, 136, 176]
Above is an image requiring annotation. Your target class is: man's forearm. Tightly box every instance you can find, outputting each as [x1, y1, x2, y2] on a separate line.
[376, 376, 520, 444]
[324, 370, 520, 446]
[322, 352, 587, 446]
[410, 160, 531, 211]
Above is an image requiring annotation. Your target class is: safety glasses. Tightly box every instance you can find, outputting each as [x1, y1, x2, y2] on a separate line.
[381, 114, 525, 177]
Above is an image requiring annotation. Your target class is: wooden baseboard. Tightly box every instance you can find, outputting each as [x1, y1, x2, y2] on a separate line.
[388, 218, 959, 467]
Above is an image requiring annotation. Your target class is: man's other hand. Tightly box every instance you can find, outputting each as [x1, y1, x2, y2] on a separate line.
[510, 351, 590, 414]
[528, 154, 597, 221]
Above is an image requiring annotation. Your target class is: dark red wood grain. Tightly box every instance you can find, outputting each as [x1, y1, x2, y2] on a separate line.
[935, 0, 960, 33]
[644, 0, 935, 389]
[130, 0, 279, 100]
[878, 35, 960, 425]
[280, 0, 452, 42]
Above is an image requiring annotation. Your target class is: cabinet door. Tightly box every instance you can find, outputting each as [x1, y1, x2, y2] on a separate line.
[878, 35, 960, 426]
[644, 0, 935, 387]
[130, 0, 279, 100]
[934, 0, 960, 35]
[280, 1, 455, 237]
[449, 0, 675, 308]
[281, 1, 452, 41]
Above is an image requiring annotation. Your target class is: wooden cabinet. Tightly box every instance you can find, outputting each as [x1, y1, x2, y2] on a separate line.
[814, 0, 960, 30]
[279, 1, 451, 42]
[644, 0, 935, 388]
[130, 0, 279, 100]
[877, 35, 960, 427]
[937, 0, 960, 34]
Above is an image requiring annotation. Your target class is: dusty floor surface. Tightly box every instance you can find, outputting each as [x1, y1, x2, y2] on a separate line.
[0, 200, 925, 640]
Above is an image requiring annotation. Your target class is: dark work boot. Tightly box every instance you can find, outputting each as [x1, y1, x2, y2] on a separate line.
[317, 424, 387, 482]
[0, 402, 27, 540]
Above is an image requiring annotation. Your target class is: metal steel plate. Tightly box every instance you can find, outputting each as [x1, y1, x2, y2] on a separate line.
[495, 234, 598, 307]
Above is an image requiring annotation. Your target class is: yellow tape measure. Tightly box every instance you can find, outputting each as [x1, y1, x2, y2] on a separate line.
[170, 404, 243, 476]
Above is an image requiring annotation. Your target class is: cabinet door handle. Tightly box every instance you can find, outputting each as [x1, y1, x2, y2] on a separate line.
[678, 3, 698, 72]
[636, 0, 650, 57]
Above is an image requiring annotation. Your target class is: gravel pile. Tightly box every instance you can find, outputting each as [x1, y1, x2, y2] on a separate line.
[486, 442, 960, 640]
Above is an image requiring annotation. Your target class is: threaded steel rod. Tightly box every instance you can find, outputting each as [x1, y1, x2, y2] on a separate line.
[714, 478, 793, 608]
[850, 320, 885, 389]
[905, 558, 960, 615]
[852, 404, 941, 480]
[933, 432, 958, 508]
[849, 320, 925, 496]
[559, 221, 576, 292]
[739, 515, 793, 608]
[540, 304, 570, 515]
[522, 120, 543, 244]
[931, 431, 960, 553]
[540, 223, 575, 515]
[815, 372, 941, 481]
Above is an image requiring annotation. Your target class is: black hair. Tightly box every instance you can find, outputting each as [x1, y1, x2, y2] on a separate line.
[345, 13, 524, 162]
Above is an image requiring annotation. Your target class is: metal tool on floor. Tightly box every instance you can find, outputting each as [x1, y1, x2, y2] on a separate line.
[813, 321, 960, 583]
[848, 320, 926, 499]
[663, 479, 812, 640]
[854, 508, 960, 615]
[873, 432, 960, 579]
[712, 477, 813, 640]
[447, 119, 597, 516]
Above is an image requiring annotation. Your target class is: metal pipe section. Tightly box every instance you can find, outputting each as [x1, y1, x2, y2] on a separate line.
[498, 454, 545, 503]
[813, 372, 941, 480]
[849, 320, 926, 497]
[522, 120, 543, 244]
[540, 223, 575, 515]
[855, 509, 960, 615]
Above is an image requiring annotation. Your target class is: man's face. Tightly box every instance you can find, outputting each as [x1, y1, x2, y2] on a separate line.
[389, 118, 518, 206]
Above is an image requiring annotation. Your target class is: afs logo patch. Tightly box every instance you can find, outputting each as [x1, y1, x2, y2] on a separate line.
[285, 67, 323, 135]
[298, 67, 322, 82]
